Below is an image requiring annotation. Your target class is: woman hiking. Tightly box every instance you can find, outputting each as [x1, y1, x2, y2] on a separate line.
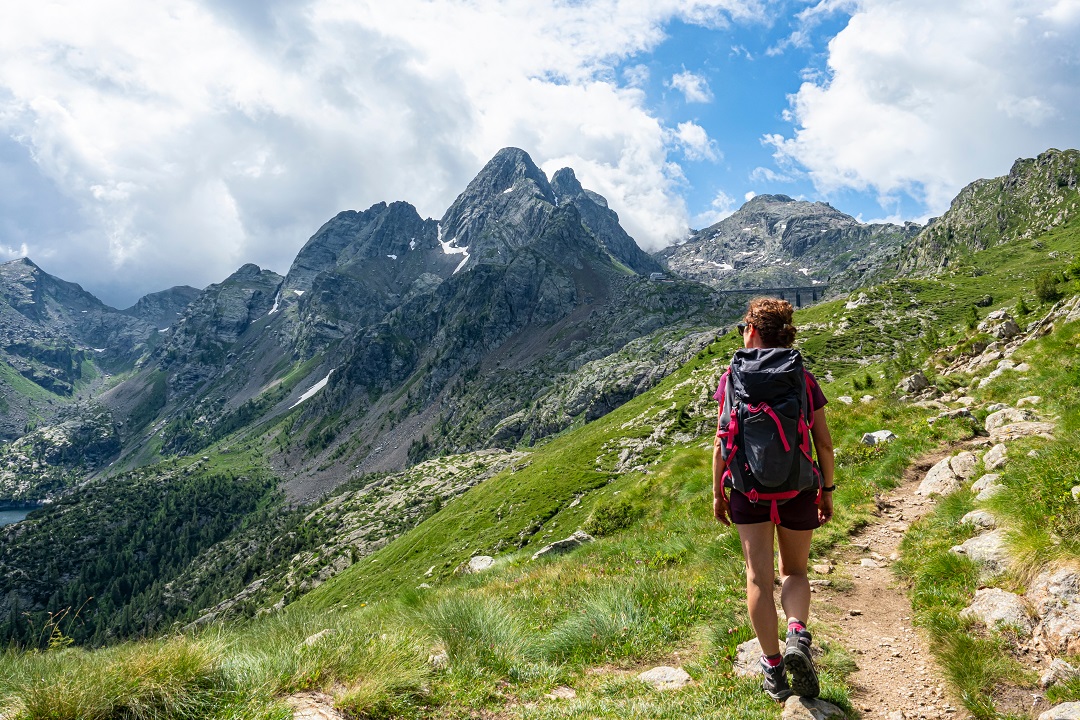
[712, 297, 835, 701]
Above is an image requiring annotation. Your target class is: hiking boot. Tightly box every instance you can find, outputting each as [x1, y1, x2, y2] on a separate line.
[784, 628, 820, 698]
[760, 656, 792, 701]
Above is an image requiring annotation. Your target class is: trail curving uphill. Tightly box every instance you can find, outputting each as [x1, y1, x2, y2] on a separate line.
[813, 452, 971, 720]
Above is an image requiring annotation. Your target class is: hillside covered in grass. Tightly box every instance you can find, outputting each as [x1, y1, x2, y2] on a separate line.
[4, 205, 1080, 718]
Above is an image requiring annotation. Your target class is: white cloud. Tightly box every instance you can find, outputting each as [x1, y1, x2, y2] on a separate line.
[692, 188, 738, 227]
[0, 0, 766, 305]
[671, 121, 720, 161]
[767, 0, 1080, 215]
[668, 70, 715, 103]
[750, 166, 797, 183]
[744, 191, 757, 201]
[623, 64, 651, 88]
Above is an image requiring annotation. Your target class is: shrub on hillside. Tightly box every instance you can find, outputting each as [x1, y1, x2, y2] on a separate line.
[1035, 271, 1063, 303]
[583, 497, 642, 537]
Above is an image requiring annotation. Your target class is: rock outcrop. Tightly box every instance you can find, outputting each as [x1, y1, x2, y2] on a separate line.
[904, 148, 1080, 272]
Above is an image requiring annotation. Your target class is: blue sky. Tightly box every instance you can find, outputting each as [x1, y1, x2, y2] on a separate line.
[1, 1, 1078, 307]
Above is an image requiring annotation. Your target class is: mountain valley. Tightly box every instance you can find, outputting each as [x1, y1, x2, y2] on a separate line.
[2, 147, 1080, 720]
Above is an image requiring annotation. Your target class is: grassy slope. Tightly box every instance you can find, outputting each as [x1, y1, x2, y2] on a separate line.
[2, 220, 1079, 719]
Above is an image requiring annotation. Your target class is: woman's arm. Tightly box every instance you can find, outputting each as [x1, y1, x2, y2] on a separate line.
[712, 434, 730, 525]
[810, 407, 835, 523]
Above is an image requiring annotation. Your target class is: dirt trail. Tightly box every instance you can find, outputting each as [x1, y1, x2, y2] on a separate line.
[811, 452, 971, 720]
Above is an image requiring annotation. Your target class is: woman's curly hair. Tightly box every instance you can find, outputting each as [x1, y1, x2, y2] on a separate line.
[744, 297, 797, 348]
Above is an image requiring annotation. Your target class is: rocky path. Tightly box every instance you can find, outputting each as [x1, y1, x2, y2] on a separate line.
[813, 452, 969, 720]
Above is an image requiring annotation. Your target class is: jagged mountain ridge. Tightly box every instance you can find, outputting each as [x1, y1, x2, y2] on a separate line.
[0, 259, 198, 442]
[2, 146, 1079, 651]
[902, 148, 1080, 272]
[77, 148, 732, 503]
[658, 194, 922, 292]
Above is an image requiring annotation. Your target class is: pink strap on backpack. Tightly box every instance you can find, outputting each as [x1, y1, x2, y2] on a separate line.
[747, 402, 790, 452]
[745, 488, 802, 525]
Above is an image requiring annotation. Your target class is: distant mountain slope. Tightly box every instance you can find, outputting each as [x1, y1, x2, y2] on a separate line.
[659, 194, 921, 292]
[0, 259, 176, 440]
[902, 148, 1080, 272]
[120, 286, 201, 329]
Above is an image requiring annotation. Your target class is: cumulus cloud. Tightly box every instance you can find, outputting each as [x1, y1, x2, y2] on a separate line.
[671, 121, 721, 161]
[0, 0, 766, 305]
[767, 0, 1080, 215]
[750, 166, 798, 183]
[692, 188, 738, 227]
[668, 70, 716, 103]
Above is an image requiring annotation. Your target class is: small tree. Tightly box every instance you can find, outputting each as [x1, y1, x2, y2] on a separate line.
[1015, 296, 1030, 316]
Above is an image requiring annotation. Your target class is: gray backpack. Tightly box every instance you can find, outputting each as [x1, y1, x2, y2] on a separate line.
[714, 347, 822, 523]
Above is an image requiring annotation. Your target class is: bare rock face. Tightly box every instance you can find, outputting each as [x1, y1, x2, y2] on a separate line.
[904, 149, 1080, 273]
[917, 457, 962, 496]
[959, 588, 1033, 635]
[658, 193, 920, 292]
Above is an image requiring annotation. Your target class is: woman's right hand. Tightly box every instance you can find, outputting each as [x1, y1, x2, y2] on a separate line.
[713, 495, 731, 526]
[818, 492, 834, 524]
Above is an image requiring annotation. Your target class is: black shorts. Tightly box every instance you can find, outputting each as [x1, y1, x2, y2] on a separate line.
[729, 488, 821, 531]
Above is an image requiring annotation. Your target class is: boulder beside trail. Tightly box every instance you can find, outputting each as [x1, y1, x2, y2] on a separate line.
[1039, 702, 1080, 720]
[950, 530, 1009, 577]
[959, 588, 1033, 635]
[949, 451, 979, 479]
[637, 666, 692, 690]
[916, 457, 961, 496]
[733, 638, 762, 677]
[985, 407, 1036, 432]
[960, 510, 997, 529]
[977, 310, 1021, 339]
[983, 443, 1008, 470]
[971, 474, 1001, 493]
[1027, 568, 1080, 656]
[990, 421, 1056, 442]
[285, 692, 347, 720]
[1040, 659, 1079, 689]
[782, 696, 846, 719]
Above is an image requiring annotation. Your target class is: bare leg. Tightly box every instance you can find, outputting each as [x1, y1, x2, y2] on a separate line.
[777, 526, 813, 626]
[737, 521, 780, 655]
